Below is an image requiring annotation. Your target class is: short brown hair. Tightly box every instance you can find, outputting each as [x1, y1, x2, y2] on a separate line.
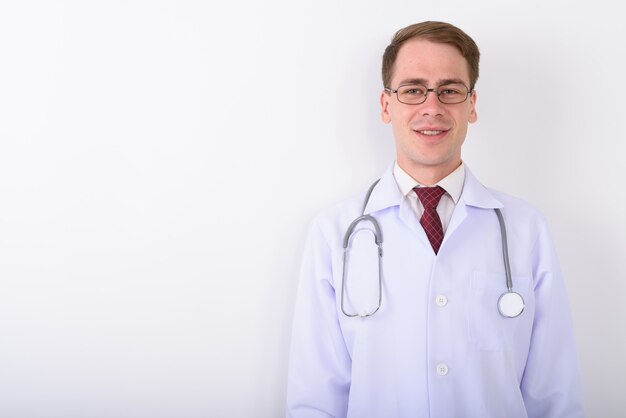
[382, 21, 480, 90]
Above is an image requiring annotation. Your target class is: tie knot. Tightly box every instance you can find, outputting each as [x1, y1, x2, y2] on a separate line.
[414, 186, 446, 210]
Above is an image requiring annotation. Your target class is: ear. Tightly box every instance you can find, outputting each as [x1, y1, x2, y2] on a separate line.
[380, 90, 392, 124]
[468, 90, 478, 123]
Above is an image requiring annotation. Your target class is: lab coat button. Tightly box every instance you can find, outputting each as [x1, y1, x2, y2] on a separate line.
[436, 363, 449, 376]
[435, 295, 448, 307]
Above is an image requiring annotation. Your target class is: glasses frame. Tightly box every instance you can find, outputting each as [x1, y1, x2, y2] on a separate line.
[384, 83, 473, 105]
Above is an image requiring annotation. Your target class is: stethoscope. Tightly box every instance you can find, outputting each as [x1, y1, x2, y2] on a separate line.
[341, 179, 525, 319]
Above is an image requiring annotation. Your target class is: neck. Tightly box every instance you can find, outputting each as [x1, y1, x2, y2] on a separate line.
[397, 159, 462, 186]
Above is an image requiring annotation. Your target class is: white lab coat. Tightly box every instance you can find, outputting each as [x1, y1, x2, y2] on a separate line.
[286, 165, 584, 418]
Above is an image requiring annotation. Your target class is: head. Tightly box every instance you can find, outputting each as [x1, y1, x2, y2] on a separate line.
[380, 21, 481, 183]
[382, 21, 480, 92]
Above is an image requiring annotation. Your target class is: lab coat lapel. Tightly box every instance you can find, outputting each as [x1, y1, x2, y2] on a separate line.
[362, 165, 506, 252]
[362, 166, 403, 215]
[444, 166, 504, 244]
[362, 166, 428, 244]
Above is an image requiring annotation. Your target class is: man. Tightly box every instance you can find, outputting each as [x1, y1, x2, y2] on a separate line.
[286, 21, 584, 418]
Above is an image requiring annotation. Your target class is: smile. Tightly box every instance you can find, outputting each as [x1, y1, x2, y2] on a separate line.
[415, 129, 448, 136]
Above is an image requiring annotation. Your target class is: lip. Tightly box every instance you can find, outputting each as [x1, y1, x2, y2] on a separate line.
[413, 128, 449, 140]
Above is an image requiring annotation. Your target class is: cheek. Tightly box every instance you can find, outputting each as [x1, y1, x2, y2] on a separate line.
[394, 106, 417, 124]
[454, 107, 476, 125]
[391, 122, 406, 139]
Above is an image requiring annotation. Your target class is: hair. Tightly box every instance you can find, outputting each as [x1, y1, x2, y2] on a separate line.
[382, 21, 480, 90]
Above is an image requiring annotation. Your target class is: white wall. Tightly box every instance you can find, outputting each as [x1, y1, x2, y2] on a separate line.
[0, 1, 624, 417]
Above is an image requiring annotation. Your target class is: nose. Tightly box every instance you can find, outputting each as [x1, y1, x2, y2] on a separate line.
[419, 90, 445, 117]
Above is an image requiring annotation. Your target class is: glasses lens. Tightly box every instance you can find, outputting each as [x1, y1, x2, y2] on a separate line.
[437, 83, 469, 104]
[397, 84, 428, 104]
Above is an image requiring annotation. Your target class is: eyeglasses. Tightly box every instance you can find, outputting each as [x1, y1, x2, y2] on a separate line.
[384, 83, 472, 105]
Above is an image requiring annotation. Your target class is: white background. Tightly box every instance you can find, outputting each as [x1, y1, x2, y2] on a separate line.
[0, 1, 624, 417]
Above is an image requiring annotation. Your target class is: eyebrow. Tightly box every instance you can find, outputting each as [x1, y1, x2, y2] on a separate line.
[397, 78, 467, 86]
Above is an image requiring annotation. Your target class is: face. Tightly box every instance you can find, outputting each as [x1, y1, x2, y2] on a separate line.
[380, 39, 477, 181]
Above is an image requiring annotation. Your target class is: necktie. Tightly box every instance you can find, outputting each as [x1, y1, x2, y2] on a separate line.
[414, 186, 446, 254]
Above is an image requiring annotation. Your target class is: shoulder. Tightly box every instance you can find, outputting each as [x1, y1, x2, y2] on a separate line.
[463, 166, 550, 231]
[490, 188, 545, 218]
[486, 187, 553, 240]
[305, 168, 399, 252]
[308, 189, 369, 242]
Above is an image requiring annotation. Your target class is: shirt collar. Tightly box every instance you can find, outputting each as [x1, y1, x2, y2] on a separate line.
[393, 161, 465, 204]
[363, 163, 503, 215]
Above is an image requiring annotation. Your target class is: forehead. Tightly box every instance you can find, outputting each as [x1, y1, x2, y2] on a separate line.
[392, 38, 471, 85]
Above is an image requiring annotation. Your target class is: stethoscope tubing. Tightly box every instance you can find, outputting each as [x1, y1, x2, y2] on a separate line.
[341, 179, 525, 319]
[494, 208, 513, 293]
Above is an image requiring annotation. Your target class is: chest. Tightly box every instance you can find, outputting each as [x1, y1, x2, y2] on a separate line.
[332, 206, 535, 351]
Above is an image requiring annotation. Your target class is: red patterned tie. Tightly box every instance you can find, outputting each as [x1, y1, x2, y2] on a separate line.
[414, 186, 446, 254]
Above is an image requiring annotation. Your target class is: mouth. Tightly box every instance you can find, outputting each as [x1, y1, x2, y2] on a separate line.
[416, 130, 444, 136]
[414, 129, 449, 138]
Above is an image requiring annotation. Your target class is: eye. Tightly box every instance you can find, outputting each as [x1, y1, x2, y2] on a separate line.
[438, 84, 466, 97]
[440, 88, 461, 96]
[399, 85, 426, 96]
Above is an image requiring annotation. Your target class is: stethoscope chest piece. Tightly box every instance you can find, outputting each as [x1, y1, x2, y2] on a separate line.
[498, 291, 525, 318]
[341, 181, 526, 320]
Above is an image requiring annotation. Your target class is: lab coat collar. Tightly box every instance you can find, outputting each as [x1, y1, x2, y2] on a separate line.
[363, 164, 503, 215]
[362, 165, 404, 215]
[460, 166, 504, 209]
